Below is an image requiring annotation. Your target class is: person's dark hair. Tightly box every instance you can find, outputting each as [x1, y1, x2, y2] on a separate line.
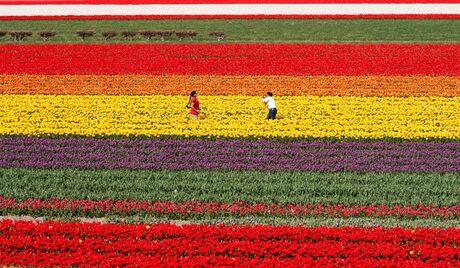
[267, 92, 273, 97]
[186, 91, 197, 108]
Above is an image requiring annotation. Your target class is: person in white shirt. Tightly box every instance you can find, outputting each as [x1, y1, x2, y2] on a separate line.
[262, 92, 277, 120]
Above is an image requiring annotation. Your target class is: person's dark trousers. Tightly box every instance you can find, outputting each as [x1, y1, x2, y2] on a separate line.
[267, 108, 277, 120]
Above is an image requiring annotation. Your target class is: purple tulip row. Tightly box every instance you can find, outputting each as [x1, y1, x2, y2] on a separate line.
[1, 137, 459, 173]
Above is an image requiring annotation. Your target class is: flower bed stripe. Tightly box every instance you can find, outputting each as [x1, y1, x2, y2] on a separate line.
[3, 75, 460, 97]
[3, 0, 460, 4]
[1, 44, 459, 76]
[2, 4, 460, 17]
[2, 138, 459, 173]
[1, 220, 459, 267]
[2, 95, 459, 140]
[1, 197, 459, 219]
[2, 14, 460, 19]
[3, 168, 458, 207]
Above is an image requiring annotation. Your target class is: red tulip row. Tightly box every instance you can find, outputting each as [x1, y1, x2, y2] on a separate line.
[1, 220, 459, 267]
[1, 44, 459, 75]
[2, 14, 460, 20]
[1, 197, 459, 219]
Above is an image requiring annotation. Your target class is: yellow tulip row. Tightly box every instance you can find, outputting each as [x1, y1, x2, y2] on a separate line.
[1, 95, 459, 139]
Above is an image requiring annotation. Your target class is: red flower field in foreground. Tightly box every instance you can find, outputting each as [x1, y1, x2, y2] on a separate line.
[0, 220, 459, 267]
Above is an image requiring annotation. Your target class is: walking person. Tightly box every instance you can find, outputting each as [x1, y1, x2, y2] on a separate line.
[262, 92, 277, 120]
[187, 90, 200, 119]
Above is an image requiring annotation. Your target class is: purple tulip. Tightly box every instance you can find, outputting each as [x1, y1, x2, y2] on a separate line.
[1, 137, 459, 173]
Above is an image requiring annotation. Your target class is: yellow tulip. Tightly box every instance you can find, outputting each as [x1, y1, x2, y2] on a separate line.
[0, 95, 459, 140]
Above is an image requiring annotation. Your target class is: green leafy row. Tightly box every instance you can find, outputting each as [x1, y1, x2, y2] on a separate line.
[0, 214, 458, 228]
[1, 19, 459, 44]
[1, 168, 458, 206]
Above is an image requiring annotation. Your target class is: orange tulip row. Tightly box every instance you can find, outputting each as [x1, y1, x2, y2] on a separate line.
[1, 75, 459, 97]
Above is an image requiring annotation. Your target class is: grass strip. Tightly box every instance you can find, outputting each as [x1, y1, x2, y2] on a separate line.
[0, 168, 458, 206]
[135, 216, 460, 228]
[1, 215, 458, 228]
[0, 19, 459, 44]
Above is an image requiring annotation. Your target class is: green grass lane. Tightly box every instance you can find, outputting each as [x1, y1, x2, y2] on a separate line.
[1, 168, 458, 206]
[0, 19, 459, 44]
[0, 215, 458, 228]
[161, 216, 460, 228]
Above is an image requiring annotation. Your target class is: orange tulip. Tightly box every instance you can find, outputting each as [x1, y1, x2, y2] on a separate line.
[1, 75, 459, 97]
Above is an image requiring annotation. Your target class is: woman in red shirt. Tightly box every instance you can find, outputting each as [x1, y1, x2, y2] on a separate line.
[187, 91, 200, 119]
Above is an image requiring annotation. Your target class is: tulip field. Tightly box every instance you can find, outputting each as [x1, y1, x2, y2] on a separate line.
[1, 221, 460, 267]
[1, 0, 460, 266]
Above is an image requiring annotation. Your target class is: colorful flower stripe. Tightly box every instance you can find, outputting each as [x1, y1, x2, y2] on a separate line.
[2, 4, 460, 16]
[3, 75, 460, 97]
[1, 44, 459, 76]
[3, 0, 460, 4]
[1, 220, 459, 267]
[2, 138, 459, 173]
[2, 14, 460, 19]
[1, 95, 459, 139]
[2, 197, 460, 219]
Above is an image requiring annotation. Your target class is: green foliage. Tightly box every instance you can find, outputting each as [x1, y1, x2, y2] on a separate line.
[0, 19, 459, 44]
[0, 214, 458, 228]
[0, 168, 458, 206]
